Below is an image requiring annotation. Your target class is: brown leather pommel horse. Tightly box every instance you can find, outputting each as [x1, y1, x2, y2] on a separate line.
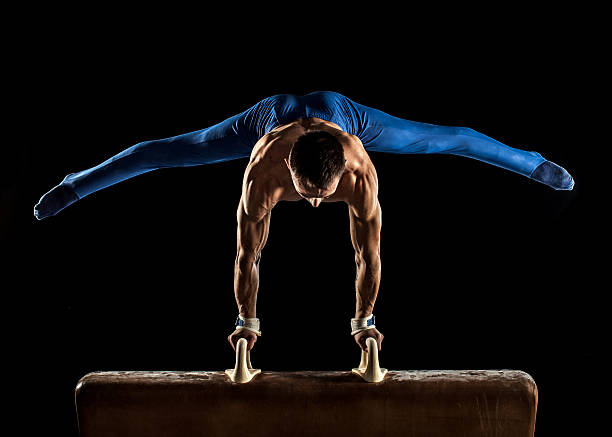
[75, 338, 537, 436]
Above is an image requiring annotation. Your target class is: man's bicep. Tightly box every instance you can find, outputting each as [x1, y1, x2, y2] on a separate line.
[348, 169, 381, 260]
[348, 200, 382, 261]
[236, 197, 271, 259]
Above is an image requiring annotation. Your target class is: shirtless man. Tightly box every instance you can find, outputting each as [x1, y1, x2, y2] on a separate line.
[33, 91, 573, 356]
[228, 118, 383, 353]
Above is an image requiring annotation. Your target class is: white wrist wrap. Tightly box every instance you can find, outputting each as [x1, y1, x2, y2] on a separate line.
[235, 315, 261, 336]
[351, 314, 376, 335]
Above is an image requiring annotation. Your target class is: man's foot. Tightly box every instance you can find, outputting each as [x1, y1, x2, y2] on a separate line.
[34, 184, 79, 220]
[530, 161, 574, 190]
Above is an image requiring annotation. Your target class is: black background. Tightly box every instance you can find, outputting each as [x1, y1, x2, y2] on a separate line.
[4, 6, 603, 437]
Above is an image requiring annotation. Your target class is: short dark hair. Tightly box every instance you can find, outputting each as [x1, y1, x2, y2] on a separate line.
[288, 131, 346, 190]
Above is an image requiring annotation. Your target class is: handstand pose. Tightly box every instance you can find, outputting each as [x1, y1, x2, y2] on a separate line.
[34, 91, 574, 353]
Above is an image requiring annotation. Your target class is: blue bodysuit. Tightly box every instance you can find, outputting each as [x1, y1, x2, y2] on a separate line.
[34, 91, 573, 219]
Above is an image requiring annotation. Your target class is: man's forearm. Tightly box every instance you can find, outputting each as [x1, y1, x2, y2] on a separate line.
[355, 256, 381, 318]
[234, 255, 260, 318]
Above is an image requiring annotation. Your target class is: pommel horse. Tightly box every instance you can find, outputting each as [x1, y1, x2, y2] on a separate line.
[75, 338, 537, 436]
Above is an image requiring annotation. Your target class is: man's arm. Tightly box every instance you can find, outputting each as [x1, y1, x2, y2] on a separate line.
[349, 194, 382, 318]
[227, 190, 271, 351]
[347, 170, 384, 351]
[234, 193, 271, 318]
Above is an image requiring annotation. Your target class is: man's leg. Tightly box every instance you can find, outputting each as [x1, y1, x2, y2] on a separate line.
[339, 96, 573, 190]
[34, 98, 278, 220]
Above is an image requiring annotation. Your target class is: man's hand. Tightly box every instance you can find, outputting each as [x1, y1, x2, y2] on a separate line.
[354, 328, 384, 352]
[227, 328, 258, 352]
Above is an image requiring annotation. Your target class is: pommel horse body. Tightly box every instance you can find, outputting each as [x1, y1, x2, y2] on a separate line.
[76, 338, 537, 436]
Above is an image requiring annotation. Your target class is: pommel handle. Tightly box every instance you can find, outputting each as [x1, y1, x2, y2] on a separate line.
[225, 338, 261, 383]
[351, 337, 388, 382]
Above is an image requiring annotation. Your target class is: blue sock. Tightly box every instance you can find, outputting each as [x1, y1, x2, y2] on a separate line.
[34, 184, 79, 220]
[530, 161, 574, 190]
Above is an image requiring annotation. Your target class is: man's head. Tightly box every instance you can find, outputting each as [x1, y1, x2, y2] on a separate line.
[284, 130, 346, 207]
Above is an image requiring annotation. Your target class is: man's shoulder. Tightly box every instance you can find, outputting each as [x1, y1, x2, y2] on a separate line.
[346, 165, 379, 221]
[240, 163, 281, 220]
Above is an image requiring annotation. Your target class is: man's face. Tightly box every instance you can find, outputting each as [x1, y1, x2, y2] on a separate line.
[284, 158, 341, 208]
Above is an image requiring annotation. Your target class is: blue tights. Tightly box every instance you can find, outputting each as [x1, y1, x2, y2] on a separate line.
[34, 91, 573, 219]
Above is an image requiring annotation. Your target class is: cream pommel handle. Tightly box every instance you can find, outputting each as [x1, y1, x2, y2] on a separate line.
[351, 337, 388, 382]
[225, 338, 261, 383]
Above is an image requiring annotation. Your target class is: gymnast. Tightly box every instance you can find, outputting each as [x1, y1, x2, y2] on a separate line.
[33, 91, 574, 354]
